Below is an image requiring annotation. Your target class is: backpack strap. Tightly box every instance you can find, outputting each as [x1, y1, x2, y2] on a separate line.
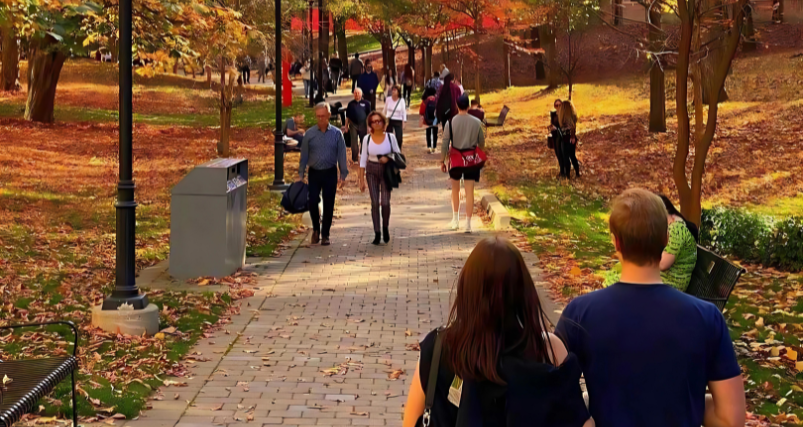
[423, 327, 444, 427]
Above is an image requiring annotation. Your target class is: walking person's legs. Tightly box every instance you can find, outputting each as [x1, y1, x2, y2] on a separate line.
[566, 142, 580, 178]
[389, 120, 404, 151]
[463, 178, 475, 233]
[307, 169, 323, 244]
[351, 75, 359, 93]
[303, 79, 310, 98]
[320, 167, 338, 243]
[366, 162, 383, 244]
[349, 125, 360, 162]
[449, 179, 461, 230]
[425, 126, 435, 150]
[380, 169, 392, 243]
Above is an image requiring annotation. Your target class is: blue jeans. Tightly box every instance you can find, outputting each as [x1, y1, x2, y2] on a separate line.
[303, 79, 310, 98]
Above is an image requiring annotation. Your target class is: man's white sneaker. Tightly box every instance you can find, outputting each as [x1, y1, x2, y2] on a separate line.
[448, 218, 460, 230]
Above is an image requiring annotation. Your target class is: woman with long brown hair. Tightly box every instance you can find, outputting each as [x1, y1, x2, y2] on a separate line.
[402, 237, 593, 427]
[558, 99, 580, 178]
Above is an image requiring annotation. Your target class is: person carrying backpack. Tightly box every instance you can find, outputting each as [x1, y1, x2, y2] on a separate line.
[402, 237, 593, 427]
[419, 87, 439, 154]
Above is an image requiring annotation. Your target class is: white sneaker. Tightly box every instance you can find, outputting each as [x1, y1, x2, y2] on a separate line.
[448, 218, 460, 230]
[465, 220, 473, 234]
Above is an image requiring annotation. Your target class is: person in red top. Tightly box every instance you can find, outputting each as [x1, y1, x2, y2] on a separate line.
[419, 87, 439, 154]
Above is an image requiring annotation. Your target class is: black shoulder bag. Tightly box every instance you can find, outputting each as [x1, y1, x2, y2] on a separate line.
[422, 328, 444, 427]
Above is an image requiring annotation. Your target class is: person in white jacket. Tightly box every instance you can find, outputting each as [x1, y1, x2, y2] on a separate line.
[383, 86, 407, 150]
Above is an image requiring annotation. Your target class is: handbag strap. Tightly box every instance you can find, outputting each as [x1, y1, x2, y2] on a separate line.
[423, 327, 444, 427]
[389, 98, 401, 119]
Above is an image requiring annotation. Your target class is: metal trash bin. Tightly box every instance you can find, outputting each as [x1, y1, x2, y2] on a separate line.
[169, 158, 248, 279]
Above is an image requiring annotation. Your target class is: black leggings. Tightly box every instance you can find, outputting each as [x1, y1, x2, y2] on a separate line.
[562, 138, 580, 177]
[403, 84, 413, 105]
[426, 126, 438, 149]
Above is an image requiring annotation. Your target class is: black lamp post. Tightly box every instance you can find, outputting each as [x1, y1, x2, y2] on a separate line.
[270, 0, 288, 190]
[308, 0, 315, 108]
[102, 0, 148, 310]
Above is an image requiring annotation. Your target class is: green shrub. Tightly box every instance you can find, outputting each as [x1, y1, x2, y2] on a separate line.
[701, 207, 803, 272]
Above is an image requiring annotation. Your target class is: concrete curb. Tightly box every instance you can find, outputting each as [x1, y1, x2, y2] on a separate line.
[478, 190, 511, 230]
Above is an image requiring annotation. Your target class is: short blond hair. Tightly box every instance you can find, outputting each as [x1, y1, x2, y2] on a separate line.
[609, 188, 668, 266]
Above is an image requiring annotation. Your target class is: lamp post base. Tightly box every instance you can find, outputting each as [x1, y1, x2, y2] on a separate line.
[91, 303, 160, 336]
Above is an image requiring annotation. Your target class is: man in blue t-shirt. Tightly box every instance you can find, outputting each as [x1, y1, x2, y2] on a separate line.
[556, 188, 745, 427]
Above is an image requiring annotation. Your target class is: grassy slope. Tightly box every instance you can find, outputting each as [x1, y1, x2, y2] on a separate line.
[480, 51, 803, 421]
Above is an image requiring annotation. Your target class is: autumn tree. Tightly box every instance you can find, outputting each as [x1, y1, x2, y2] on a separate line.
[396, 0, 449, 84]
[674, 0, 748, 224]
[0, 3, 22, 91]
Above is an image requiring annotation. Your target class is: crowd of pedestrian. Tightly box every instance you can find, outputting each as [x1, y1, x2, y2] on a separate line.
[297, 58, 486, 245]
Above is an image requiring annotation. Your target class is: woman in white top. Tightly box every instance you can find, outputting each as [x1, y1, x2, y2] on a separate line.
[383, 86, 407, 150]
[359, 111, 401, 246]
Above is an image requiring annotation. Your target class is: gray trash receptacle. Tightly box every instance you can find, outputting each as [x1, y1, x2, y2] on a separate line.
[169, 158, 248, 280]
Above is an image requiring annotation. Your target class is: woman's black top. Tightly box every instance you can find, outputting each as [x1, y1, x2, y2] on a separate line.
[418, 329, 589, 427]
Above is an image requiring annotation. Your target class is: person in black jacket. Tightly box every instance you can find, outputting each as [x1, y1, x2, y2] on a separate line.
[549, 99, 568, 179]
[402, 237, 593, 427]
[558, 100, 580, 178]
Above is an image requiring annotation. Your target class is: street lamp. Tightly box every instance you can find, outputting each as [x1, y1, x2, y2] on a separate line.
[93, 0, 159, 335]
[308, 0, 315, 108]
[270, 0, 288, 191]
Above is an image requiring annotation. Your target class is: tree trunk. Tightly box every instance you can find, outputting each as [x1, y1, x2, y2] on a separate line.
[691, 24, 704, 139]
[539, 25, 559, 89]
[206, 65, 213, 86]
[25, 41, 67, 123]
[701, 0, 729, 105]
[1, 24, 20, 92]
[648, 7, 666, 132]
[614, 0, 623, 25]
[336, 19, 348, 64]
[109, 38, 119, 63]
[424, 44, 432, 82]
[531, 26, 546, 81]
[674, 0, 695, 219]
[473, 24, 481, 105]
[743, 4, 756, 52]
[322, 7, 330, 62]
[503, 40, 511, 88]
[218, 58, 231, 157]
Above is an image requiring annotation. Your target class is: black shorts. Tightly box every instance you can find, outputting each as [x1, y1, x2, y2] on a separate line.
[449, 166, 481, 182]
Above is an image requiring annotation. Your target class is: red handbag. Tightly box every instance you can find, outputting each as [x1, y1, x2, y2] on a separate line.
[447, 117, 488, 169]
[449, 146, 487, 169]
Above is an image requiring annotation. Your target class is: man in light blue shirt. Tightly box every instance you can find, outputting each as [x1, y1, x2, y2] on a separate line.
[298, 103, 349, 246]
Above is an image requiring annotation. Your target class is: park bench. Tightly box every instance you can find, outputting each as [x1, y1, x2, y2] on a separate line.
[0, 321, 79, 427]
[485, 105, 510, 128]
[685, 246, 746, 312]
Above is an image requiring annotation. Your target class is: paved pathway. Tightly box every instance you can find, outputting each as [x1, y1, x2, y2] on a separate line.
[124, 100, 557, 427]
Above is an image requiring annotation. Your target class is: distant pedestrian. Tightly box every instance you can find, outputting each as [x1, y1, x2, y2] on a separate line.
[441, 94, 485, 233]
[549, 99, 567, 178]
[301, 60, 312, 99]
[467, 99, 486, 124]
[419, 87, 439, 154]
[426, 71, 443, 93]
[380, 69, 396, 102]
[299, 103, 349, 247]
[402, 64, 414, 105]
[329, 52, 343, 93]
[359, 111, 401, 246]
[357, 61, 380, 112]
[383, 86, 407, 150]
[439, 63, 450, 80]
[435, 74, 461, 131]
[240, 56, 251, 84]
[345, 88, 372, 162]
[256, 54, 267, 83]
[349, 53, 365, 93]
[558, 99, 580, 178]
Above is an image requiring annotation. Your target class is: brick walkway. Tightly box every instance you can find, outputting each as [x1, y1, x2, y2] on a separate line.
[123, 103, 556, 427]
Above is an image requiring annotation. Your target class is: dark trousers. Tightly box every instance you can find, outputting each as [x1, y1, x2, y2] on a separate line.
[552, 131, 568, 177]
[308, 167, 338, 238]
[330, 69, 342, 92]
[365, 93, 377, 112]
[426, 126, 438, 149]
[242, 68, 250, 84]
[403, 84, 412, 105]
[351, 74, 360, 93]
[388, 119, 404, 151]
[562, 138, 580, 178]
[348, 123, 366, 162]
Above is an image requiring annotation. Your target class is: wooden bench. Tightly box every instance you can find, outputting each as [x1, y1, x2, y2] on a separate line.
[485, 105, 510, 128]
[685, 246, 746, 312]
[0, 321, 79, 427]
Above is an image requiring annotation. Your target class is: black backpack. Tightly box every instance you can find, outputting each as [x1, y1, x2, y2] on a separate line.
[281, 181, 309, 214]
[424, 99, 437, 126]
